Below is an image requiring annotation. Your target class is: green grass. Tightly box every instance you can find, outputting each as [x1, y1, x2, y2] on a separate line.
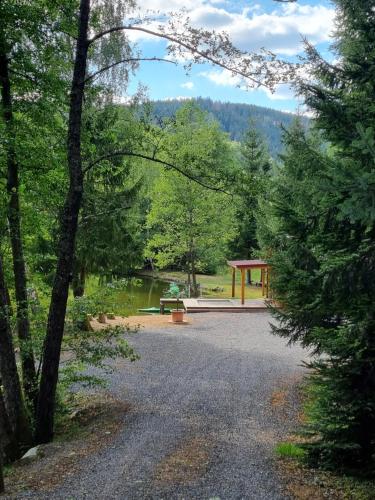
[140, 267, 263, 299]
[275, 442, 306, 459]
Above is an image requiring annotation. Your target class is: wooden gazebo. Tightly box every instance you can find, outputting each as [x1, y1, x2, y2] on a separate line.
[227, 259, 270, 305]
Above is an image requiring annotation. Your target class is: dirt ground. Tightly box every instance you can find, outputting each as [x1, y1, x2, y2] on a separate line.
[91, 314, 192, 330]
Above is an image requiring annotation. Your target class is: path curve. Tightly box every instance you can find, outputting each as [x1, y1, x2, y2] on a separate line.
[27, 313, 307, 499]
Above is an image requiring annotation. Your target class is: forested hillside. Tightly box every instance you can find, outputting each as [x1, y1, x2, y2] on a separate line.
[151, 97, 309, 156]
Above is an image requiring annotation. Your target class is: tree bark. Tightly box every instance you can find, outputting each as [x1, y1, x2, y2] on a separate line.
[35, 0, 90, 444]
[0, 254, 31, 460]
[0, 50, 37, 407]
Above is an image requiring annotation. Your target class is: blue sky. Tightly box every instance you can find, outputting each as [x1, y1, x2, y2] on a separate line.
[125, 0, 336, 113]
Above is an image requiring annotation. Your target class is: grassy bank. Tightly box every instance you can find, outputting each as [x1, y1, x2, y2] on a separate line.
[136, 268, 263, 300]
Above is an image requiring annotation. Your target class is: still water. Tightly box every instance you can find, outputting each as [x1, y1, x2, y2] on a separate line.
[111, 277, 172, 316]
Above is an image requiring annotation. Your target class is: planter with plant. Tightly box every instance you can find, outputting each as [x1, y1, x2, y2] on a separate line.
[164, 283, 185, 323]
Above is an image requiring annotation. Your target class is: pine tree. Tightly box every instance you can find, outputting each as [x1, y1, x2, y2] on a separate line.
[230, 122, 271, 259]
[260, 1, 375, 472]
[241, 122, 272, 176]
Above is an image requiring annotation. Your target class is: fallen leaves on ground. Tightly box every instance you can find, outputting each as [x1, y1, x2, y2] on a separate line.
[5, 393, 130, 495]
[153, 437, 212, 486]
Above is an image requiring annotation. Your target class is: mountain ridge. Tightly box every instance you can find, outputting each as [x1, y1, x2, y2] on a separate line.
[151, 97, 309, 157]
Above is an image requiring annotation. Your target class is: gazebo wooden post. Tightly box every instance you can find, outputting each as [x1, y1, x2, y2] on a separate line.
[241, 268, 245, 305]
[231, 267, 236, 298]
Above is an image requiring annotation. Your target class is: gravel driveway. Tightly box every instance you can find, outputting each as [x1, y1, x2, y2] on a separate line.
[27, 313, 308, 499]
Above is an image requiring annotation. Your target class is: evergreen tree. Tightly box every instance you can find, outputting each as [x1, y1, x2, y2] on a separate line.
[230, 122, 271, 259]
[241, 123, 272, 176]
[260, 1, 375, 472]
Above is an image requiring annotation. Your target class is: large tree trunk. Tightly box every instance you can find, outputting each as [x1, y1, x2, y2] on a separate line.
[0, 255, 32, 460]
[35, 0, 90, 444]
[0, 387, 18, 463]
[0, 51, 37, 407]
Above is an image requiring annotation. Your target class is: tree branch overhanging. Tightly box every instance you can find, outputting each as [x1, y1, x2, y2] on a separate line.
[83, 151, 230, 195]
[85, 57, 177, 83]
[87, 25, 267, 88]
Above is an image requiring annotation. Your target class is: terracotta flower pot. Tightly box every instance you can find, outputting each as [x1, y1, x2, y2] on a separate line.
[171, 309, 184, 323]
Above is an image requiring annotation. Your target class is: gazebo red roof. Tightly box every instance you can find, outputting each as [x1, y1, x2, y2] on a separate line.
[227, 259, 268, 269]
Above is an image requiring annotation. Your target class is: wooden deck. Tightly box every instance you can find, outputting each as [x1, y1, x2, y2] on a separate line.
[160, 298, 183, 314]
[182, 298, 270, 313]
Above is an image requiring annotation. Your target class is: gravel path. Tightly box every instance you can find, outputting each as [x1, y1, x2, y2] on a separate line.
[27, 313, 308, 499]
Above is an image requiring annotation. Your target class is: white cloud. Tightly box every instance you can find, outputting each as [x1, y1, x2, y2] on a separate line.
[138, 0, 226, 13]
[188, 3, 335, 56]
[181, 81, 194, 89]
[199, 68, 298, 101]
[188, 5, 234, 28]
[127, 2, 335, 57]
[199, 69, 241, 87]
[263, 84, 295, 101]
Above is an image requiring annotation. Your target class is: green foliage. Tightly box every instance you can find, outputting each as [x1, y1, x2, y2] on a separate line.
[145, 103, 237, 287]
[164, 283, 181, 298]
[259, 1, 375, 471]
[146, 171, 235, 272]
[23, 279, 140, 391]
[260, 119, 375, 473]
[230, 122, 272, 259]
[163, 282, 186, 310]
[69, 278, 136, 322]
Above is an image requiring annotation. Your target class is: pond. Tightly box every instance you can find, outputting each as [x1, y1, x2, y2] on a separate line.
[88, 273, 262, 317]
[109, 277, 173, 316]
